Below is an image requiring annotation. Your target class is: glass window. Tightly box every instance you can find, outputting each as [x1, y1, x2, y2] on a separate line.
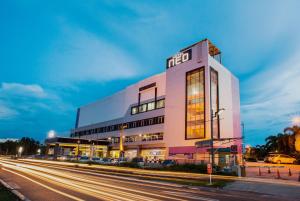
[156, 99, 165, 109]
[131, 106, 138, 115]
[186, 68, 205, 139]
[139, 104, 147, 113]
[211, 68, 219, 139]
[147, 102, 155, 111]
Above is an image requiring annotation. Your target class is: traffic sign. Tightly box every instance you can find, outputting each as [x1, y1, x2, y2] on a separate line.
[230, 145, 238, 154]
[207, 163, 212, 174]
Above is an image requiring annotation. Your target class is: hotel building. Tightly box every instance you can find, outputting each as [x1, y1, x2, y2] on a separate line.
[67, 39, 242, 165]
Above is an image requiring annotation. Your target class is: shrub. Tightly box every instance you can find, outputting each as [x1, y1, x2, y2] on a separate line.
[164, 164, 208, 173]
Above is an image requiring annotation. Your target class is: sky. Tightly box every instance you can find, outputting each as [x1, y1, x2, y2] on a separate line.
[1, 0, 300, 145]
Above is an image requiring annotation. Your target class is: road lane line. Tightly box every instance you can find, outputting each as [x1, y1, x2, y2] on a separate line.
[2, 168, 85, 201]
[163, 191, 219, 201]
[2, 163, 154, 201]
[2, 161, 182, 201]
[1, 159, 218, 199]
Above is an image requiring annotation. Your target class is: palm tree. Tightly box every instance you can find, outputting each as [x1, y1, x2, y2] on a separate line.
[284, 126, 300, 153]
[265, 135, 278, 152]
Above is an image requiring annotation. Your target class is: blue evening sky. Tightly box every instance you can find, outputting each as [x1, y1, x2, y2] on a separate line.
[1, 0, 300, 145]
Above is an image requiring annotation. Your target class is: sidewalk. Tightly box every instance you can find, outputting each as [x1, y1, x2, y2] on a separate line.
[224, 180, 300, 200]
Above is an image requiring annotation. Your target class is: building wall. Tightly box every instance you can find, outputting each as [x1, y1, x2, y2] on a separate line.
[164, 40, 210, 149]
[208, 56, 241, 140]
[72, 39, 242, 162]
[77, 72, 166, 127]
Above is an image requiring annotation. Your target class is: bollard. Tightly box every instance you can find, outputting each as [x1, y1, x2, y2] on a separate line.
[289, 168, 292, 176]
[268, 167, 271, 174]
[258, 167, 262, 176]
[276, 169, 281, 179]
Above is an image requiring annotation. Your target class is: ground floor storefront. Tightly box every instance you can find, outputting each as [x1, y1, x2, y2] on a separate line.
[45, 137, 109, 159]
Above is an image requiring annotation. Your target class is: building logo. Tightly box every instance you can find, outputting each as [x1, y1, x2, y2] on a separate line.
[166, 49, 192, 69]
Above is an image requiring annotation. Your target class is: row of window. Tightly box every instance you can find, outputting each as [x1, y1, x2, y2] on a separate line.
[71, 116, 165, 137]
[110, 132, 164, 144]
[131, 99, 165, 115]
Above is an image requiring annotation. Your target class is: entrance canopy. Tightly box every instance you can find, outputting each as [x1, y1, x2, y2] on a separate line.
[45, 137, 109, 146]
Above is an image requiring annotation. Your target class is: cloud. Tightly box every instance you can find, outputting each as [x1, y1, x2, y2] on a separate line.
[0, 101, 18, 119]
[0, 83, 74, 121]
[1, 83, 47, 98]
[42, 25, 140, 83]
[0, 138, 19, 143]
[241, 46, 300, 143]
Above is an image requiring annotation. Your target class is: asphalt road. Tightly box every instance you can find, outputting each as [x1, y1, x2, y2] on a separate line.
[0, 158, 288, 201]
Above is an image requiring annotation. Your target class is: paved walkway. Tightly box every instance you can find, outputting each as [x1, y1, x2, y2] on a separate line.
[224, 180, 300, 200]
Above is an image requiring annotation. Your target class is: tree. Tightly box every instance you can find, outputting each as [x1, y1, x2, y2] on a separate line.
[0, 137, 41, 155]
[265, 135, 278, 152]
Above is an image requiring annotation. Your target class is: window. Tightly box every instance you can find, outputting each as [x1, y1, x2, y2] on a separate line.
[142, 133, 164, 141]
[131, 106, 138, 115]
[186, 68, 205, 139]
[156, 99, 165, 109]
[147, 102, 155, 111]
[139, 104, 147, 113]
[210, 68, 219, 139]
[72, 116, 165, 137]
[158, 116, 164, 124]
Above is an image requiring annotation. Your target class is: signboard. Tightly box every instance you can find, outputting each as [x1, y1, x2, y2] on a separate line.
[166, 49, 192, 69]
[195, 139, 211, 148]
[230, 145, 238, 154]
[207, 163, 212, 174]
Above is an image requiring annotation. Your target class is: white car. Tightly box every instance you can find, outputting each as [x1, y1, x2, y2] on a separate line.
[271, 154, 297, 164]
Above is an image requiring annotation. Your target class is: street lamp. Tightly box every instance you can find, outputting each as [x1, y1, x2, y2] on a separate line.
[37, 148, 41, 155]
[47, 130, 56, 138]
[210, 108, 225, 171]
[119, 124, 127, 159]
[18, 146, 23, 157]
[292, 116, 300, 125]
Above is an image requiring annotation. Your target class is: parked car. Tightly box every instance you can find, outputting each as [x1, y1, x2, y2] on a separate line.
[162, 160, 176, 167]
[91, 157, 103, 163]
[132, 157, 144, 167]
[271, 154, 297, 164]
[110, 158, 119, 165]
[244, 155, 257, 162]
[264, 154, 277, 163]
[57, 155, 69, 161]
[100, 158, 113, 165]
[79, 156, 89, 162]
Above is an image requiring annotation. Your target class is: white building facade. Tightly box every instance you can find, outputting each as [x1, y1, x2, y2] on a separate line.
[71, 39, 242, 165]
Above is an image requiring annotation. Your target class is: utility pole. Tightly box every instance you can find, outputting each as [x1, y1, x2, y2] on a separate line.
[210, 108, 225, 172]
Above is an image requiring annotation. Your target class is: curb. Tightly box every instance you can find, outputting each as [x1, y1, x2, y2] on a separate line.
[0, 179, 30, 201]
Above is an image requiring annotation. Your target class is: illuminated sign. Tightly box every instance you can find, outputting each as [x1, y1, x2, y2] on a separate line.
[166, 49, 192, 69]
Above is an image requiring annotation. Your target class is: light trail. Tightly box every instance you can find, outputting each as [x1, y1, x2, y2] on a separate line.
[0, 158, 221, 198]
[2, 168, 84, 201]
[1, 160, 205, 201]
[1, 163, 154, 201]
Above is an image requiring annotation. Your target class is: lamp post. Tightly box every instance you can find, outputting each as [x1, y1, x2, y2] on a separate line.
[119, 124, 127, 159]
[210, 108, 225, 172]
[292, 116, 300, 125]
[77, 139, 80, 160]
[47, 130, 56, 139]
[18, 146, 23, 157]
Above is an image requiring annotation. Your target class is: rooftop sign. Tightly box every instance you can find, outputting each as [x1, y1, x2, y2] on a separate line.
[166, 49, 192, 69]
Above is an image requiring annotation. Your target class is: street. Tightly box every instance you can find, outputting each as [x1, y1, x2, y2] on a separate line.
[0, 158, 286, 201]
